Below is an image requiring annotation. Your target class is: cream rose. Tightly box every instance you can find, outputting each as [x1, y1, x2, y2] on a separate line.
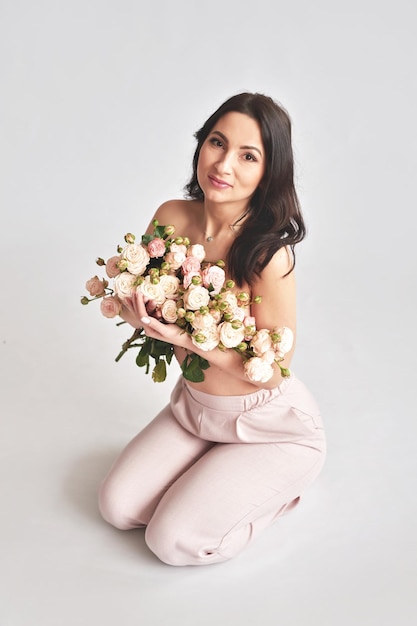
[191, 311, 217, 332]
[85, 275, 108, 297]
[161, 299, 178, 323]
[159, 274, 180, 298]
[219, 291, 239, 315]
[273, 326, 294, 357]
[218, 321, 245, 348]
[113, 271, 136, 299]
[250, 329, 273, 356]
[121, 243, 150, 275]
[105, 256, 122, 278]
[244, 357, 274, 383]
[202, 265, 226, 295]
[187, 244, 206, 262]
[191, 325, 220, 351]
[100, 295, 122, 318]
[183, 285, 210, 311]
[138, 276, 165, 305]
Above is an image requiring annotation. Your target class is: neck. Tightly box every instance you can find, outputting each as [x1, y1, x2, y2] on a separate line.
[201, 201, 251, 242]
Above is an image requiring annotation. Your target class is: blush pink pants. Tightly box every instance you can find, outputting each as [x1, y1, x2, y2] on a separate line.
[99, 374, 326, 566]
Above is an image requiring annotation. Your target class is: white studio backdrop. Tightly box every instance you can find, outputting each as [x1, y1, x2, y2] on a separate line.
[1, 1, 416, 625]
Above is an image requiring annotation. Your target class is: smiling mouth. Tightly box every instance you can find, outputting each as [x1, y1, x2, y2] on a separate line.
[208, 175, 232, 188]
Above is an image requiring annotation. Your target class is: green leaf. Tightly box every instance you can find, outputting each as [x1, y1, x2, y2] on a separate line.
[150, 339, 172, 358]
[136, 345, 150, 368]
[141, 234, 153, 245]
[152, 359, 167, 382]
[181, 353, 209, 383]
[154, 225, 166, 239]
[199, 357, 210, 370]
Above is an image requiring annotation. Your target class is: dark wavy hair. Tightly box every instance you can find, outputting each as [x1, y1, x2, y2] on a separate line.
[184, 92, 306, 286]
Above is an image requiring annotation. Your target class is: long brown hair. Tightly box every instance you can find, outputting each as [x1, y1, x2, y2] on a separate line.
[185, 92, 306, 285]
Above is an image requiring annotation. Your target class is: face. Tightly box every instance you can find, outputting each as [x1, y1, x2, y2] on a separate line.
[196, 112, 265, 211]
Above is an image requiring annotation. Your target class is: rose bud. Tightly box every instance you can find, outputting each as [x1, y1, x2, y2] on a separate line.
[96, 257, 105, 266]
[124, 233, 135, 243]
[164, 224, 175, 236]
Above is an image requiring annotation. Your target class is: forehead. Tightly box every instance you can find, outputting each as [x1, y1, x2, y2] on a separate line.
[211, 112, 263, 146]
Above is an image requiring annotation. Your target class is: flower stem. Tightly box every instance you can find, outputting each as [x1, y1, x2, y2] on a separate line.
[115, 328, 143, 362]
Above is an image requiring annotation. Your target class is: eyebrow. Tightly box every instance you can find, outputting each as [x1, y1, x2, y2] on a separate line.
[211, 130, 263, 158]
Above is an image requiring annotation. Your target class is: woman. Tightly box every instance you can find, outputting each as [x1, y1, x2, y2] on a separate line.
[98, 92, 326, 566]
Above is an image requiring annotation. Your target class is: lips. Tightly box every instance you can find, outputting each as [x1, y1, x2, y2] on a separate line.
[208, 175, 232, 189]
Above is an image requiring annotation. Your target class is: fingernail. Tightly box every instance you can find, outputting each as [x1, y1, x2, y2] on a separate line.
[141, 316, 151, 325]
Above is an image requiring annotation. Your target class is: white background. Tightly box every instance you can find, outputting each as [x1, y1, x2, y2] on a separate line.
[1, 1, 416, 624]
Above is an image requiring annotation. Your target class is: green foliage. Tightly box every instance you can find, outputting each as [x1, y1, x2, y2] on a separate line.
[180, 352, 210, 383]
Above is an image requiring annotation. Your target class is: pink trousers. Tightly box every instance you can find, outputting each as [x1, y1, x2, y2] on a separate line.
[99, 374, 326, 566]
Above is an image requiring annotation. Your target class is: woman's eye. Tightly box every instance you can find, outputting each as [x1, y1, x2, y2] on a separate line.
[209, 137, 223, 148]
[243, 153, 257, 162]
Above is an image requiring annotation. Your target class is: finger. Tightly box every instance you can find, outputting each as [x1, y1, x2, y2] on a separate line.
[134, 291, 149, 320]
[146, 299, 157, 314]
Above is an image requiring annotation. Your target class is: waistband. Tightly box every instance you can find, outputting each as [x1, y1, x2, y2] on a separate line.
[182, 374, 295, 413]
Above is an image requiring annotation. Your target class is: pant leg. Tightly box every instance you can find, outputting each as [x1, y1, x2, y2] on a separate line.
[145, 438, 324, 566]
[98, 403, 214, 530]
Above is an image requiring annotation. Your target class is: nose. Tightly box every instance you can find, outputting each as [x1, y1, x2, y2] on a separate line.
[215, 150, 233, 175]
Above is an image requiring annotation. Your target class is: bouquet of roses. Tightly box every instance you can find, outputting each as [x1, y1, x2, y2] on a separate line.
[81, 221, 293, 383]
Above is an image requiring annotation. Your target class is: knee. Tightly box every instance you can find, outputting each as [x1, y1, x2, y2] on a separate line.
[144, 519, 201, 566]
[98, 478, 142, 531]
[144, 515, 229, 567]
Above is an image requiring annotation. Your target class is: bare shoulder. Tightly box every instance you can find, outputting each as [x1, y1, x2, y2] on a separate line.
[152, 199, 200, 229]
[260, 246, 295, 282]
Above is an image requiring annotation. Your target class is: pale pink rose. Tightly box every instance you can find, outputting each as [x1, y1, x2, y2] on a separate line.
[182, 256, 201, 274]
[159, 274, 180, 298]
[105, 256, 122, 278]
[244, 357, 274, 383]
[191, 325, 220, 351]
[187, 244, 206, 262]
[232, 306, 246, 322]
[250, 329, 273, 356]
[209, 308, 222, 324]
[243, 316, 256, 328]
[164, 246, 187, 270]
[138, 276, 165, 305]
[161, 299, 178, 323]
[218, 321, 245, 348]
[261, 349, 276, 365]
[183, 271, 202, 289]
[147, 237, 166, 258]
[243, 316, 257, 340]
[183, 285, 210, 310]
[191, 311, 217, 331]
[100, 295, 122, 318]
[85, 275, 108, 297]
[121, 243, 150, 275]
[202, 265, 226, 295]
[273, 326, 294, 358]
[113, 271, 136, 299]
